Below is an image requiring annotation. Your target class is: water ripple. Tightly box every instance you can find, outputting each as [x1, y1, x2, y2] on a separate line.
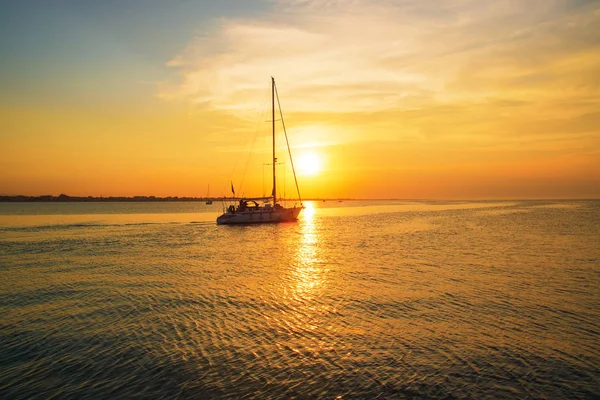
[1, 200, 599, 398]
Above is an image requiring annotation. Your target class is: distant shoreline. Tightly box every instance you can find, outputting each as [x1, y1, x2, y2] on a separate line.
[0, 195, 353, 202]
[0, 195, 596, 202]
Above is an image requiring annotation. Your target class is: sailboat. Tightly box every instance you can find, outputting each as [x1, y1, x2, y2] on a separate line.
[205, 184, 213, 205]
[216, 77, 304, 225]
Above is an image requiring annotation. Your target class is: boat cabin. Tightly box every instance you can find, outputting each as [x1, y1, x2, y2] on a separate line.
[227, 199, 281, 214]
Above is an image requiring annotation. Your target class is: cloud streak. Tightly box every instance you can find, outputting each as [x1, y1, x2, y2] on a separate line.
[162, 0, 598, 114]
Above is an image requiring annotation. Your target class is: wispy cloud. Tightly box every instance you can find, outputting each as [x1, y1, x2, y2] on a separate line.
[161, 0, 598, 115]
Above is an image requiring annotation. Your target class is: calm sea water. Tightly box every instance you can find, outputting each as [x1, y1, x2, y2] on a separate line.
[1, 200, 599, 399]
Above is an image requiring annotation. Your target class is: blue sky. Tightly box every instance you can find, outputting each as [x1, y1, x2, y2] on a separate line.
[0, 0, 265, 107]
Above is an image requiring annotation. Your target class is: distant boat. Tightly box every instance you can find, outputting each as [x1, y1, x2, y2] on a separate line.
[205, 184, 212, 205]
[217, 77, 303, 225]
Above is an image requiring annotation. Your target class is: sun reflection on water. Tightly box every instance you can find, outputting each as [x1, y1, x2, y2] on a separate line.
[292, 201, 324, 299]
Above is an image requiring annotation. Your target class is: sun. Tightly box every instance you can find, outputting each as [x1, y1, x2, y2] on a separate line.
[295, 151, 322, 176]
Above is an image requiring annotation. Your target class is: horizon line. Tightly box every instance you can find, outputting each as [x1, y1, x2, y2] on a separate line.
[1, 194, 598, 202]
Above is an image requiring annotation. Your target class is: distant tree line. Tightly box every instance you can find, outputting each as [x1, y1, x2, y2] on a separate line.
[0, 194, 349, 202]
[0, 194, 231, 202]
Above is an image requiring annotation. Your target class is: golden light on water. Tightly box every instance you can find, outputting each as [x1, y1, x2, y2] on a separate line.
[291, 202, 324, 299]
[301, 201, 315, 220]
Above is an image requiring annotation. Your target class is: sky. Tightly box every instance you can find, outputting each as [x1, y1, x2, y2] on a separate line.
[1, 0, 599, 199]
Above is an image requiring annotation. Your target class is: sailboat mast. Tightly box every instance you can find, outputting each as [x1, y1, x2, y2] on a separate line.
[272, 77, 276, 205]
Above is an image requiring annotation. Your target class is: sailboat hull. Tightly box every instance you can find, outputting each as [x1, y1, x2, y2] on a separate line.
[216, 206, 302, 225]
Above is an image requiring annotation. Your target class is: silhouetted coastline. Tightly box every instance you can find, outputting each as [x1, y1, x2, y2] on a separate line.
[0, 194, 223, 202]
[0, 194, 351, 202]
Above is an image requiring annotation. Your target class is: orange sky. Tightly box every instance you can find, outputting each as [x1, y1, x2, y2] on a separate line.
[1, 0, 599, 199]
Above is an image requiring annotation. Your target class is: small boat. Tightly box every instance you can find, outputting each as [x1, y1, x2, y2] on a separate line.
[205, 184, 212, 205]
[217, 77, 303, 225]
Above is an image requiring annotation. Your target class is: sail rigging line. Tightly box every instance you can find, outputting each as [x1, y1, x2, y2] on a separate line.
[272, 77, 276, 205]
[236, 84, 271, 199]
[218, 82, 270, 200]
[273, 80, 303, 206]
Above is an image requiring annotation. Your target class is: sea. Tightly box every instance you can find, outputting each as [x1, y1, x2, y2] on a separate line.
[1, 200, 599, 399]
